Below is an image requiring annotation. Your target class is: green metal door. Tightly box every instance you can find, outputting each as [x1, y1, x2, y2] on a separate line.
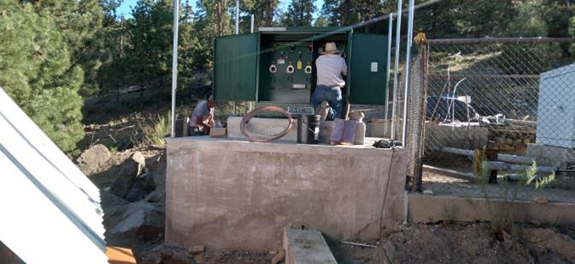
[213, 33, 259, 101]
[348, 33, 388, 105]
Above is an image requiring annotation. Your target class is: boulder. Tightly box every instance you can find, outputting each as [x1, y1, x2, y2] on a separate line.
[100, 190, 130, 209]
[105, 200, 165, 242]
[125, 175, 156, 202]
[109, 151, 146, 199]
[77, 144, 111, 175]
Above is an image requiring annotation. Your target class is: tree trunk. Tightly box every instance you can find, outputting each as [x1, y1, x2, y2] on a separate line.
[342, 0, 351, 26]
[265, 0, 273, 26]
[216, 0, 226, 36]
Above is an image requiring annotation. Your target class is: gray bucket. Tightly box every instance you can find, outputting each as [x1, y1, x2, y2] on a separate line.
[297, 114, 321, 144]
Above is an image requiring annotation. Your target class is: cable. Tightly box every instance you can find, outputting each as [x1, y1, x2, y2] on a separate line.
[240, 106, 294, 142]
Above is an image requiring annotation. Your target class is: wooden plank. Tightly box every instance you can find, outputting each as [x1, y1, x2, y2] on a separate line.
[106, 247, 136, 264]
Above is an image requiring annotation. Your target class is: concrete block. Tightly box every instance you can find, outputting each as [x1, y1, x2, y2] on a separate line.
[283, 229, 337, 264]
[527, 143, 575, 168]
[187, 245, 205, 254]
[366, 119, 391, 138]
[408, 194, 575, 227]
[424, 123, 489, 151]
[209, 128, 226, 138]
[165, 137, 408, 250]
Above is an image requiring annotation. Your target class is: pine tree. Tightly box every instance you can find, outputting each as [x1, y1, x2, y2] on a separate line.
[314, 15, 329, 27]
[0, 1, 85, 152]
[509, 0, 547, 37]
[194, 0, 234, 70]
[29, 0, 105, 97]
[117, 0, 174, 106]
[284, 0, 316, 27]
[241, 0, 280, 30]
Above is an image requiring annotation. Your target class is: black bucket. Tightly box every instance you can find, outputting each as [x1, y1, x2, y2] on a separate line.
[297, 114, 321, 144]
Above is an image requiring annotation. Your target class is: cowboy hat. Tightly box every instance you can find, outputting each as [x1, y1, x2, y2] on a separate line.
[319, 42, 342, 54]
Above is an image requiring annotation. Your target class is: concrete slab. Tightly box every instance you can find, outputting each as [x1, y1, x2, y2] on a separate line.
[165, 137, 408, 250]
[283, 229, 337, 264]
[409, 194, 575, 226]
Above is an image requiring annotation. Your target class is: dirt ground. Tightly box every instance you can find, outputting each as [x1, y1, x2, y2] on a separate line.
[79, 104, 575, 264]
[92, 144, 575, 264]
[335, 223, 575, 264]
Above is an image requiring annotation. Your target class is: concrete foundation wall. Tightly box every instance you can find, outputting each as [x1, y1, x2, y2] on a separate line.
[409, 194, 575, 226]
[165, 138, 408, 250]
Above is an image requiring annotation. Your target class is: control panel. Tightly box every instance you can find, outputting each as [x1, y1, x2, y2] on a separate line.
[270, 43, 313, 89]
[263, 42, 347, 103]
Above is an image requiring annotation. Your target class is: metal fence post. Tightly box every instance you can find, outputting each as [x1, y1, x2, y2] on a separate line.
[405, 41, 427, 192]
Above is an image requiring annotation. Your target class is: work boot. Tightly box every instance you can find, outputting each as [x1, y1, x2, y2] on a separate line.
[349, 111, 365, 122]
[315, 101, 329, 121]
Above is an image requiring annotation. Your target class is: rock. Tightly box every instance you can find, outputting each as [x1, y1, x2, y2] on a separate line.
[530, 220, 542, 227]
[506, 138, 513, 145]
[109, 152, 146, 199]
[145, 190, 164, 203]
[140, 245, 190, 264]
[423, 190, 434, 196]
[533, 196, 548, 204]
[271, 249, 285, 264]
[100, 190, 130, 209]
[495, 137, 506, 144]
[105, 200, 164, 242]
[77, 144, 111, 175]
[187, 245, 205, 255]
[151, 167, 166, 187]
[501, 230, 512, 243]
[125, 174, 156, 202]
[380, 239, 396, 264]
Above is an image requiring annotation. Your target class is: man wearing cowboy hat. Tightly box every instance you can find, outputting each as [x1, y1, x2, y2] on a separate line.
[189, 95, 216, 136]
[312, 42, 347, 120]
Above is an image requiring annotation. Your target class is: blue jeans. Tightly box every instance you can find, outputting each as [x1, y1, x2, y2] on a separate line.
[311, 85, 343, 120]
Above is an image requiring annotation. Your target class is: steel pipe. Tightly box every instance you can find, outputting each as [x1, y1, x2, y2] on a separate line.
[483, 161, 558, 174]
[425, 37, 575, 45]
[170, 0, 180, 138]
[440, 147, 536, 165]
[384, 14, 393, 136]
[390, 0, 402, 140]
[401, 0, 416, 147]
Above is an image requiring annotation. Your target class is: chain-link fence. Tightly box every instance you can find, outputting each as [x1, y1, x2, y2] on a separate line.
[415, 38, 575, 203]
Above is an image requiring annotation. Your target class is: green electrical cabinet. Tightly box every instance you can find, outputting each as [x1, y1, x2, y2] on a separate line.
[213, 27, 389, 106]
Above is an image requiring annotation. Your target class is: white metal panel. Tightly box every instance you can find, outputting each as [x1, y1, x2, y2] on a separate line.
[0, 153, 108, 264]
[0, 116, 106, 245]
[0, 88, 101, 203]
[536, 63, 575, 148]
[0, 87, 107, 263]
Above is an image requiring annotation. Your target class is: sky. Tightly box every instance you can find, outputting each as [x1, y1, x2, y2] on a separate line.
[116, 0, 324, 20]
